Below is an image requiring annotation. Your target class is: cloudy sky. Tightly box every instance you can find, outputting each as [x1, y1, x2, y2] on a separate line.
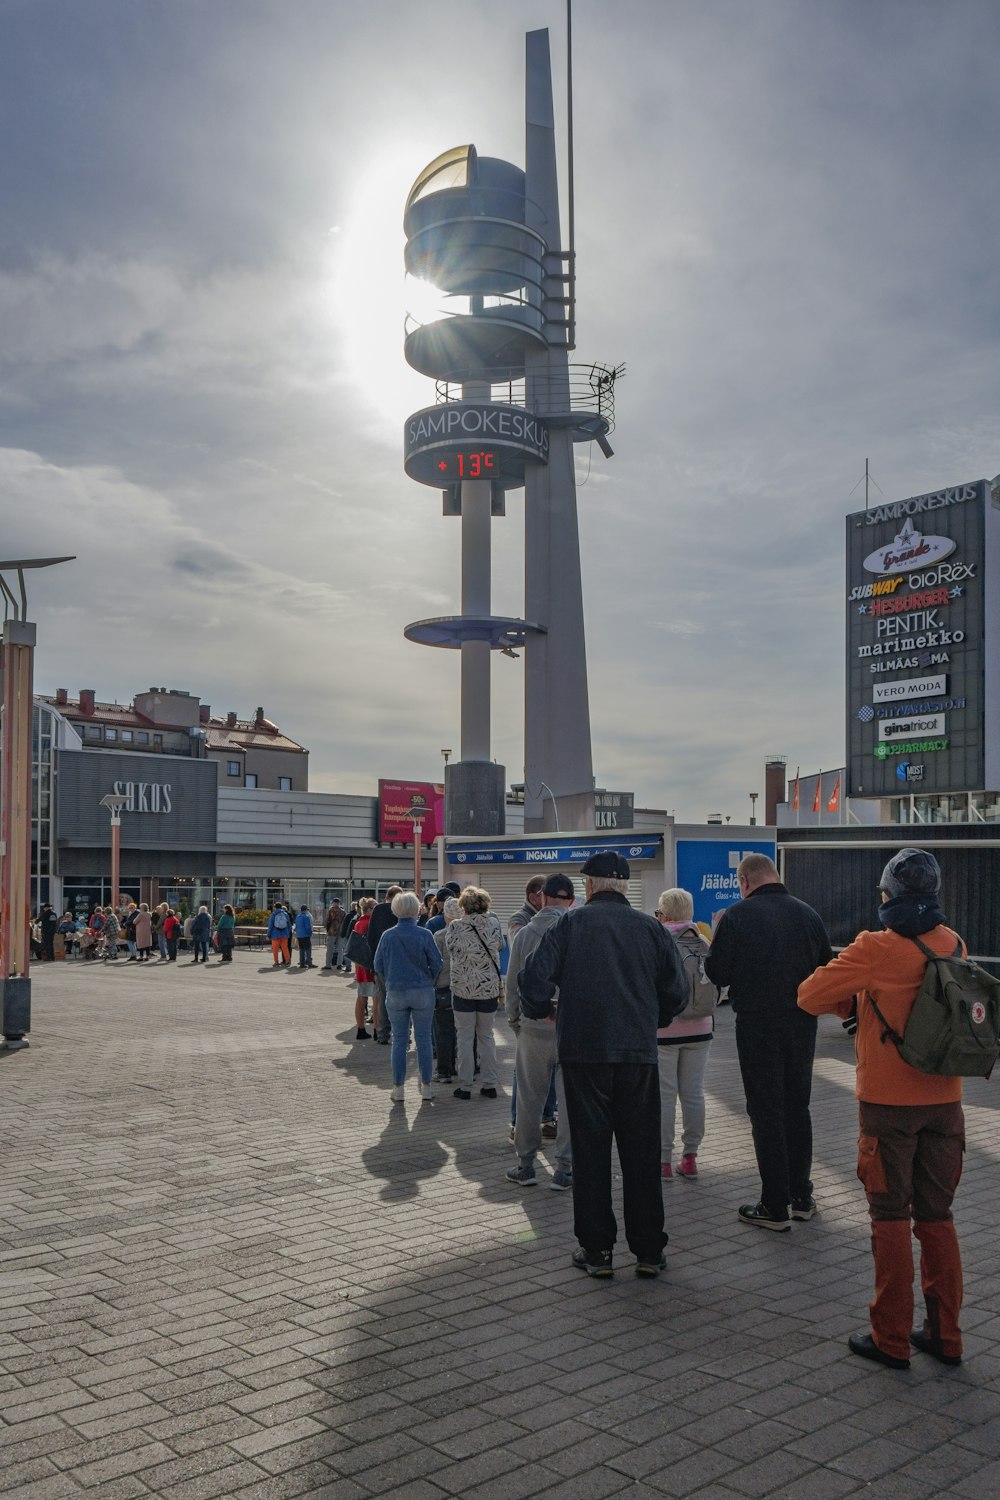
[2, 0, 998, 821]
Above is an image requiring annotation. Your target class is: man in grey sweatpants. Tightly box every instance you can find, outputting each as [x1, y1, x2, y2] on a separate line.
[505, 873, 576, 1190]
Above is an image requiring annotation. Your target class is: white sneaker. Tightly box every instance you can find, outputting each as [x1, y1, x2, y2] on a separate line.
[420, 1083, 434, 1101]
[390, 1084, 405, 1102]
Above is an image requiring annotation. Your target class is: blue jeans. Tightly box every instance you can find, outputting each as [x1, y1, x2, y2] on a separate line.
[385, 986, 435, 1086]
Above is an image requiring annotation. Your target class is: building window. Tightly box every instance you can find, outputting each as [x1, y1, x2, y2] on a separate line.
[121, 730, 133, 743]
[85, 724, 101, 740]
[279, 776, 292, 791]
[105, 727, 117, 742]
[245, 773, 258, 789]
[153, 734, 163, 747]
[227, 760, 240, 777]
[137, 732, 149, 745]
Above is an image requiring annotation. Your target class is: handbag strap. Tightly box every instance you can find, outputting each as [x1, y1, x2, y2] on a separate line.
[470, 922, 501, 977]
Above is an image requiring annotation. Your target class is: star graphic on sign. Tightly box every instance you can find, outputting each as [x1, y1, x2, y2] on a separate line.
[437, 460, 448, 471]
[857, 604, 867, 615]
[949, 586, 963, 599]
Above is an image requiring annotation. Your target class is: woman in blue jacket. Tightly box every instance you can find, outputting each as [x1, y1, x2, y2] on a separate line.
[373, 891, 443, 1103]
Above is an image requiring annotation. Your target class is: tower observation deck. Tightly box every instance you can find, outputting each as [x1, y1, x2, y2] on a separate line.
[402, 29, 622, 836]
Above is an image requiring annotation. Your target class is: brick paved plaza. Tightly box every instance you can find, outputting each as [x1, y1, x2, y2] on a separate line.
[2, 957, 1000, 1499]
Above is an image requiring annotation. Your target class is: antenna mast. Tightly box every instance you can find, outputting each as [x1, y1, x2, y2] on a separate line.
[565, 0, 576, 349]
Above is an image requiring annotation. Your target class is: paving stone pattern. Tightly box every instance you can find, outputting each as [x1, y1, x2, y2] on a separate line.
[2, 957, 999, 1498]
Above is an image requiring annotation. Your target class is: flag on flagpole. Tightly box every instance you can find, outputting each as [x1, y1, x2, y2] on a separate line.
[812, 773, 822, 815]
[827, 775, 841, 814]
[791, 768, 800, 813]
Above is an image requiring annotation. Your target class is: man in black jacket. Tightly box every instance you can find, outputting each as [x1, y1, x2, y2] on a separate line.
[521, 852, 688, 1278]
[366, 885, 402, 1042]
[705, 853, 832, 1230]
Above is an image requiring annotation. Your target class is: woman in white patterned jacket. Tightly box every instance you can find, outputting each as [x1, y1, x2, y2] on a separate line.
[445, 887, 504, 1101]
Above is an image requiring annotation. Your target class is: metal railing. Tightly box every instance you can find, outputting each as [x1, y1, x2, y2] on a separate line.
[431, 361, 624, 433]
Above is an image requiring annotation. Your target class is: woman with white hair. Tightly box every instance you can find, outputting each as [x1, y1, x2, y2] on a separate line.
[654, 888, 714, 1180]
[446, 886, 504, 1101]
[372, 891, 443, 1102]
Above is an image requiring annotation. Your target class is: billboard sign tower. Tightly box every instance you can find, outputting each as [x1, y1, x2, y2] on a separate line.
[846, 477, 1000, 803]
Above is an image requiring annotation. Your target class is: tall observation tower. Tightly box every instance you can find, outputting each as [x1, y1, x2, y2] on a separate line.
[402, 28, 621, 835]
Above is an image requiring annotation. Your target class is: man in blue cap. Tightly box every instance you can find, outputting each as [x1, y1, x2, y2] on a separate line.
[521, 851, 688, 1278]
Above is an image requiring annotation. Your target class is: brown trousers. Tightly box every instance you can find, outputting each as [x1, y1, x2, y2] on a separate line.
[857, 1100, 964, 1222]
[857, 1100, 965, 1360]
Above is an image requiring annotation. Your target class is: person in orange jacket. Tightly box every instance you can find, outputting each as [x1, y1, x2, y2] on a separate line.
[798, 848, 964, 1371]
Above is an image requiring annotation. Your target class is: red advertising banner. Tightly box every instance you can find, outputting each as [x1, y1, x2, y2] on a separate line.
[378, 779, 445, 844]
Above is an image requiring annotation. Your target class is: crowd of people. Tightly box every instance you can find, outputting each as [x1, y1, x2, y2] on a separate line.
[35, 901, 232, 964]
[342, 847, 971, 1369]
[35, 843, 972, 1370]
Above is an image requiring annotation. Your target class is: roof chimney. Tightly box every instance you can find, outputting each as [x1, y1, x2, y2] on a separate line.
[80, 689, 95, 716]
[55, 688, 68, 705]
[226, 711, 237, 728]
[199, 704, 211, 725]
[254, 706, 265, 728]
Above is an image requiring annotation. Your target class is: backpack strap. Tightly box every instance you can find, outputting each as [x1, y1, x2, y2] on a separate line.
[909, 933, 963, 961]
[867, 992, 904, 1051]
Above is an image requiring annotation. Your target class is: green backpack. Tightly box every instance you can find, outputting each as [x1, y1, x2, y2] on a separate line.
[868, 935, 1000, 1079]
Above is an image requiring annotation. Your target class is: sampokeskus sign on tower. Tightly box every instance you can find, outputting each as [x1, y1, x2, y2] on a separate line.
[845, 478, 1000, 799]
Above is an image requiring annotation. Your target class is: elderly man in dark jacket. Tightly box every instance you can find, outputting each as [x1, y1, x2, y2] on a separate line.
[521, 852, 688, 1278]
[706, 853, 832, 1231]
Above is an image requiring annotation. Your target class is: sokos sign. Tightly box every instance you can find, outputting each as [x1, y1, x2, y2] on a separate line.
[112, 780, 172, 814]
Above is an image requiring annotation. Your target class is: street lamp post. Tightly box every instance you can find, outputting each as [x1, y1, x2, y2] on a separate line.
[400, 808, 426, 897]
[100, 794, 129, 909]
[749, 792, 758, 827]
[0, 554, 74, 1050]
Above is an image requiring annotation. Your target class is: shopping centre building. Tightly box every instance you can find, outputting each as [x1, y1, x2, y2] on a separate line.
[27, 685, 771, 933]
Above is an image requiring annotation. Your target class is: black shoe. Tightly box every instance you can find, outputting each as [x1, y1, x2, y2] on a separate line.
[738, 1202, 791, 1232]
[572, 1247, 614, 1279]
[635, 1255, 667, 1278]
[790, 1196, 817, 1221]
[910, 1329, 962, 1366]
[480, 1087, 497, 1099]
[848, 1332, 909, 1370]
[453, 1088, 471, 1100]
[356, 1028, 370, 1040]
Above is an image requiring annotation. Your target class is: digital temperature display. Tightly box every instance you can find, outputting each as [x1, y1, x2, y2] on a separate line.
[434, 450, 501, 481]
